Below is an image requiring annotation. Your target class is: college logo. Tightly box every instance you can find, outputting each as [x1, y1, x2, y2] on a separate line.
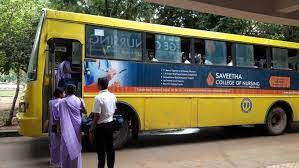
[206, 72, 215, 86]
[241, 98, 252, 113]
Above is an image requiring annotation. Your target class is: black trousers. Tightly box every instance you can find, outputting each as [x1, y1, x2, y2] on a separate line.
[94, 122, 115, 168]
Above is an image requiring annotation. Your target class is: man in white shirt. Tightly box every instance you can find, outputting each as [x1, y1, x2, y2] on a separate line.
[89, 77, 117, 168]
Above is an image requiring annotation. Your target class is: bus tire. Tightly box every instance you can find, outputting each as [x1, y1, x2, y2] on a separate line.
[265, 107, 287, 135]
[113, 118, 129, 149]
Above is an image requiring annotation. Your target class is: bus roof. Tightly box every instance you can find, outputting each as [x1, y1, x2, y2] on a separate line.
[44, 8, 299, 50]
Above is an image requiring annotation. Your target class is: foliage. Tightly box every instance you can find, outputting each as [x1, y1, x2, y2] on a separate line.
[152, 5, 299, 42]
[46, 0, 88, 13]
[0, 70, 26, 83]
[47, 0, 156, 21]
[0, 0, 45, 125]
[46, 0, 299, 43]
[0, 0, 45, 74]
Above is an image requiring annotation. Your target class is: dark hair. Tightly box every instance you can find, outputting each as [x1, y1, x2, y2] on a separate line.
[98, 77, 109, 90]
[148, 50, 155, 54]
[53, 88, 63, 98]
[65, 84, 76, 95]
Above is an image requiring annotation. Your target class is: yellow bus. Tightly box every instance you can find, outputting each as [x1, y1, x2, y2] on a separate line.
[17, 9, 299, 148]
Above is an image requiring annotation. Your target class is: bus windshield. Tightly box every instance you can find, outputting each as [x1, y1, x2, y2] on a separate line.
[27, 11, 45, 81]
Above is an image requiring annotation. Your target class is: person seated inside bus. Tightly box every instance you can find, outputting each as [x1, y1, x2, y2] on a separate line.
[194, 54, 200, 64]
[148, 50, 158, 62]
[254, 59, 266, 68]
[195, 53, 205, 64]
[227, 55, 233, 66]
[260, 59, 267, 68]
[254, 61, 261, 68]
[204, 58, 213, 65]
[288, 63, 294, 70]
[200, 54, 206, 64]
[181, 52, 190, 64]
[287, 63, 295, 70]
[295, 63, 299, 71]
[56, 56, 81, 89]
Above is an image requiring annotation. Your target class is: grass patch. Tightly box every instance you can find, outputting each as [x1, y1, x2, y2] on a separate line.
[0, 90, 15, 97]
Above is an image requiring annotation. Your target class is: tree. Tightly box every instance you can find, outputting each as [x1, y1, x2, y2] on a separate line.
[46, 0, 88, 13]
[47, 0, 156, 21]
[152, 5, 297, 42]
[46, 0, 299, 42]
[0, 0, 45, 125]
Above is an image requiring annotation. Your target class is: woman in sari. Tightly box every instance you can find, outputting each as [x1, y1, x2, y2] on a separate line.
[49, 88, 64, 167]
[59, 84, 86, 168]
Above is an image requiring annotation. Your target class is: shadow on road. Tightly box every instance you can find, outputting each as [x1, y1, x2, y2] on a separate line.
[125, 124, 299, 149]
[3, 124, 299, 168]
[17, 124, 299, 158]
[28, 137, 49, 158]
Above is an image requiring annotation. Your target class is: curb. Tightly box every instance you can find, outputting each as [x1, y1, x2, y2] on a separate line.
[0, 130, 20, 138]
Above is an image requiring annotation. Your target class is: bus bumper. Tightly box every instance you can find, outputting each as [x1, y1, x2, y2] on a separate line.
[16, 113, 42, 137]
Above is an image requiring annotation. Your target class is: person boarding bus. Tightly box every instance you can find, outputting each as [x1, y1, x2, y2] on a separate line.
[58, 84, 86, 168]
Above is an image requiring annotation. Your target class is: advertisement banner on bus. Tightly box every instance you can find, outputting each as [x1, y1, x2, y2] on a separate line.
[83, 59, 299, 94]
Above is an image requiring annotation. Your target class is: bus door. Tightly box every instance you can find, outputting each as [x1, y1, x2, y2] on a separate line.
[42, 38, 83, 132]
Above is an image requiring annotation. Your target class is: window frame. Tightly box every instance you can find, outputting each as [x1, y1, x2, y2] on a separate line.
[153, 34, 183, 64]
[234, 42, 255, 68]
[84, 24, 299, 72]
[270, 47, 290, 70]
[85, 25, 144, 62]
[190, 38, 195, 64]
[144, 32, 195, 65]
[203, 39, 228, 66]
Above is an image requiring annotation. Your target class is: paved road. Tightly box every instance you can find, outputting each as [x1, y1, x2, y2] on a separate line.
[1, 126, 299, 168]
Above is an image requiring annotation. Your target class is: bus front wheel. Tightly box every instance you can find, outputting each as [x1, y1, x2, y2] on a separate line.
[265, 107, 287, 135]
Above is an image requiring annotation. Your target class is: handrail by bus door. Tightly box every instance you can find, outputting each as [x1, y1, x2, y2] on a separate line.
[42, 41, 56, 133]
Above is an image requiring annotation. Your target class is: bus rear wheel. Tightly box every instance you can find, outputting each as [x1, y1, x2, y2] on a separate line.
[265, 107, 287, 135]
[113, 118, 129, 149]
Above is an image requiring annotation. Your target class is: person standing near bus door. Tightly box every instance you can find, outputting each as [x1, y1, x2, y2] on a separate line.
[48, 88, 64, 168]
[56, 56, 81, 89]
[89, 77, 117, 168]
[58, 84, 86, 168]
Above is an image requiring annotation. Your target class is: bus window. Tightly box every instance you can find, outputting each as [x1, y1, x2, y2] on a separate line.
[235, 43, 254, 67]
[271, 48, 288, 69]
[145, 33, 158, 62]
[254, 45, 267, 68]
[181, 38, 191, 64]
[204, 40, 227, 65]
[288, 49, 299, 70]
[155, 34, 181, 63]
[194, 39, 205, 64]
[86, 26, 142, 60]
